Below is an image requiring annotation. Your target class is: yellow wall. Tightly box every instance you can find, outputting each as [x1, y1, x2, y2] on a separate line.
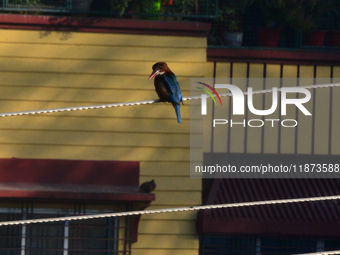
[205, 62, 340, 155]
[0, 29, 206, 255]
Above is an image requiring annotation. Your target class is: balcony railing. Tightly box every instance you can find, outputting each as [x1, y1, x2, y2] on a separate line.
[0, 0, 218, 19]
[208, 0, 340, 51]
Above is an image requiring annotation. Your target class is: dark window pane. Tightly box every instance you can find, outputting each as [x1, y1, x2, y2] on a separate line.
[200, 235, 257, 255]
[27, 214, 65, 255]
[200, 235, 319, 255]
[69, 218, 116, 255]
[261, 237, 316, 255]
[0, 203, 122, 255]
[324, 239, 340, 251]
[0, 213, 22, 255]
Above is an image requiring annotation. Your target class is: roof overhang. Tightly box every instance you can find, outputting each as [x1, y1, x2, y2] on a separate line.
[197, 153, 340, 237]
[0, 157, 155, 243]
[0, 158, 154, 202]
[197, 210, 340, 238]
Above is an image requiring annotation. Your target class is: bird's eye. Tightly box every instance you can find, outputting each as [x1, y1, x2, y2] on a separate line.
[159, 66, 162, 69]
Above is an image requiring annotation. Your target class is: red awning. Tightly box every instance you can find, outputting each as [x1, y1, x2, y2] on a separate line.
[0, 158, 154, 202]
[197, 178, 340, 237]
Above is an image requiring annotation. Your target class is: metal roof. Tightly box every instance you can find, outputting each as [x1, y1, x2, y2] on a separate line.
[197, 154, 340, 237]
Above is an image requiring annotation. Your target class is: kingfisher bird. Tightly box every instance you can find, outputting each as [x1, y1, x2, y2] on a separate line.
[148, 62, 183, 123]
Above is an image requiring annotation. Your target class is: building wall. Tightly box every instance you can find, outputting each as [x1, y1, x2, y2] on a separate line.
[1, 26, 338, 255]
[204, 62, 340, 155]
[0, 29, 206, 255]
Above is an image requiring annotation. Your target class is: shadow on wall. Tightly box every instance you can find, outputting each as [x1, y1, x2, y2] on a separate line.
[0, 29, 193, 161]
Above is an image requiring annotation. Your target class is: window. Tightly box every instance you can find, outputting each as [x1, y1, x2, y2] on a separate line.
[200, 235, 340, 255]
[0, 202, 131, 255]
[200, 235, 257, 255]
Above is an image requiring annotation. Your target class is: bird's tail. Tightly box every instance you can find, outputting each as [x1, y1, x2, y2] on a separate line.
[173, 103, 181, 123]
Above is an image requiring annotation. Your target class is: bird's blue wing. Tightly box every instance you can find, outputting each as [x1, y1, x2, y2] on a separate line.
[164, 74, 183, 104]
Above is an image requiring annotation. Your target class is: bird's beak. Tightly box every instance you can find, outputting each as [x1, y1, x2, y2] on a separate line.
[148, 69, 159, 80]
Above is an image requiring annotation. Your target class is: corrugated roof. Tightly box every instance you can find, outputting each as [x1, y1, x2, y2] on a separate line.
[197, 154, 340, 237]
[211, 179, 340, 222]
[197, 178, 340, 237]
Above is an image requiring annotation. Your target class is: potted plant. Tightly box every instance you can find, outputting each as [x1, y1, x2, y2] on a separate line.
[221, 5, 243, 47]
[110, 0, 130, 16]
[257, 0, 286, 47]
[280, 0, 334, 47]
[159, 0, 194, 20]
[327, 0, 340, 47]
[139, 0, 162, 19]
[213, 0, 254, 47]
[328, 29, 340, 47]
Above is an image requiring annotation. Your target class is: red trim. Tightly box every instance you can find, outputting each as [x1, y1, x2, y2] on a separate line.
[0, 158, 154, 243]
[0, 158, 155, 202]
[207, 48, 340, 65]
[0, 158, 139, 186]
[0, 14, 211, 37]
[132, 202, 151, 243]
[0, 189, 154, 202]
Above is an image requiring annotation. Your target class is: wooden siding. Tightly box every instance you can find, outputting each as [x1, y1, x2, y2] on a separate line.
[0, 29, 206, 255]
[204, 62, 340, 155]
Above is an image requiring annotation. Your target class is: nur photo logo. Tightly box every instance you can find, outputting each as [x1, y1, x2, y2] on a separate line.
[196, 82, 223, 107]
[196, 81, 312, 128]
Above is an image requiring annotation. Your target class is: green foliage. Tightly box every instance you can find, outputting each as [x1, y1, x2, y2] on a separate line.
[258, 0, 286, 28]
[110, 0, 129, 17]
[216, 0, 254, 32]
[106, 0, 199, 18]
[139, 0, 161, 13]
[217, 5, 238, 31]
[108, 0, 210, 18]
[175, 0, 194, 15]
[258, 0, 335, 30]
[284, 0, 334, 30]
[162, 0, 194, 16]
[10, 0, 41, 6]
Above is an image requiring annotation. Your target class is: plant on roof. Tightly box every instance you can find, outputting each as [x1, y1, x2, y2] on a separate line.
[258, 0, 334, 30]
[216, 0, 254, 32]
[110, 0, 130, 16]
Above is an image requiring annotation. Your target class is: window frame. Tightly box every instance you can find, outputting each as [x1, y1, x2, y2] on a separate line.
[0, 203, 122, 255]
